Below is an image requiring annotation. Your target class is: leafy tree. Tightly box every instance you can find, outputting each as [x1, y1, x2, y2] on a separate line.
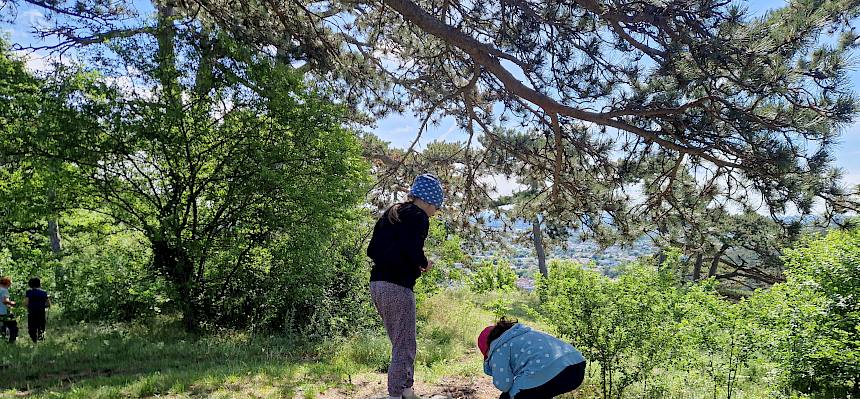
[537, 254, 795, 399]
[753, 228, 860, 397]
[538, 258, 685, 399]
[679, 281, 765, 399]
[13, 0, 860, 291]
[181, 0, 860, 242]
[3, 12, 371, 331]
[0, 38, 85, 292]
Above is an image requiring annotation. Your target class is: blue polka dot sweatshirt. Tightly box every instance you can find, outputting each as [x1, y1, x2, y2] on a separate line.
[483, 323, 586, 398]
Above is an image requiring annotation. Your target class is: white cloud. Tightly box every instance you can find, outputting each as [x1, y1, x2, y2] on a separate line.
[21, 9, 48, 29]
[12, 50, 59, 72]
[481, 173, 526, 198]
[843, 173, 860, 186]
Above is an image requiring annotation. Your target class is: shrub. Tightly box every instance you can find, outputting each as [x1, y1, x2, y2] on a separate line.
[538, 259, 686, 399]
[58, 217, 166, 322]
[753, 229, 860, 397]
[467, 259, 517, 294]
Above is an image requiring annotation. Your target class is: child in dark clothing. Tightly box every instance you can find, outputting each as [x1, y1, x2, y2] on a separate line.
[24, 277, 50, 342]
[479, 319, 587, 399]
[367, 173, 444, 399]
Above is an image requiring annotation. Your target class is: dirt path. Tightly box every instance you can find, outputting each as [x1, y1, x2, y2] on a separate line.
[316, 373, 499, 399]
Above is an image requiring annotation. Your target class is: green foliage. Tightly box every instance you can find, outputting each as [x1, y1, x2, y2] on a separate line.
[0, 33, 373, 333]
[679, 282, 766, 399]
[413, 219, 469, 303]
[538, 259, 685, 399]
[415, 289, 495, 371]
[58, 212, 165, 321]
[537, 232, 860, 399]
[754, 229, 860, 397]
[467, 259, 517, 294]
[213, 211, 378, 336]
[482, 296, 513, 320]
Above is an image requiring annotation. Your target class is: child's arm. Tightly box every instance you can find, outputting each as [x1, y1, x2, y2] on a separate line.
[484, 350, 515, 392]
[403, 213, 430, 271]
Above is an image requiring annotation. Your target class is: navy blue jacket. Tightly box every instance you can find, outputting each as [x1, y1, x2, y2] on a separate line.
[367, 203, 429, 289]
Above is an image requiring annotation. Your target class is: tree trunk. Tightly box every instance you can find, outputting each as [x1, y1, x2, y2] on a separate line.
[155, 4, 181, 108]
[532, 215, 547, 278]
[47, 220, 62, 254]
[692, 253, 703, 281]
[708, 243, 729, 278]
[152, 239, 198, 332]
[47, 182, 66, 292]
[46, 184, 62, 254]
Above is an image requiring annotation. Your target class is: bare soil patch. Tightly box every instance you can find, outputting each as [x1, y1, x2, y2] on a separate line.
[316, 373, 498, 399]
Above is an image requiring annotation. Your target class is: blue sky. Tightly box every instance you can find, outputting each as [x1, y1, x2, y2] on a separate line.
[3, 0, 858, 186]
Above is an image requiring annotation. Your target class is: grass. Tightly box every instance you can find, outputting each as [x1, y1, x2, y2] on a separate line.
[0, 288, 792, 399]
[0, 288, 506, 399]
[415, 289, 496, 380]
[0, 315, 356, 398]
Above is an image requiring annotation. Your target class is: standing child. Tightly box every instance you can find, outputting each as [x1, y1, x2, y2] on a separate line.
[367, 173, 444, 399]
[0, 276, 18, 343]
[24, 277, 50, 342]
[479, 318, 587, 399]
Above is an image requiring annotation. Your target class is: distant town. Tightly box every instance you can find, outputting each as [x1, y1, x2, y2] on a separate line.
[458, 219, 657, 290]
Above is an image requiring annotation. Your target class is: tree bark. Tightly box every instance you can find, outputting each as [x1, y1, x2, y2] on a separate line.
[692, 253, 703, 281]
[47, 187, 62, 255]
[152, 239, 198, 332]
[47, 220, 61, 254]
[532, 215, 547, 278]
[708, 243, 729, 278]
[155, 4, 181, 108]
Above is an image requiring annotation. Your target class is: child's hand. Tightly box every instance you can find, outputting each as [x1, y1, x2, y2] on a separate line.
[421, 260, 434, 273]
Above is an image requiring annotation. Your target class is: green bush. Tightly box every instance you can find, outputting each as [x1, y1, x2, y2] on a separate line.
[60, 230, 166, 321]
[467, 259, 517, 294]
[203, 212, 377, 337]
[538, 259, 685, 399]
[414, 219, 469, 304]
[753, 229, 860, 397]
[679, 281, 766, 399]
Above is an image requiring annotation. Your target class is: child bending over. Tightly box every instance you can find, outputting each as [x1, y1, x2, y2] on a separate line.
[478, 319, 587, 399]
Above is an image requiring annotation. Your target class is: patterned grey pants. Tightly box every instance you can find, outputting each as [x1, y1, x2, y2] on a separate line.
[370, 280, 417, 397]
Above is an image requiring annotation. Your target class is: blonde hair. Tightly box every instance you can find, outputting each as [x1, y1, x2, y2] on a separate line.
[386, 195, 415, 224]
